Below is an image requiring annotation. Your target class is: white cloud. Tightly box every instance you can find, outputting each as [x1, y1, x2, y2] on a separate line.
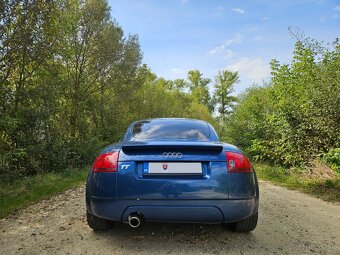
[223, 49, 234, 59]
[262, 16, 270, 21]
[209, 47, 234, 58]
[171, 68, 185, 75]
[232, 8, 245, 15]
[224, 33, 242, 47]
[209, 49, 234, 59]
[181, 0, 189, 4]
[228, 57, 270, 83]
[335, 5, 340, 11]
[209, 33, 242, 58]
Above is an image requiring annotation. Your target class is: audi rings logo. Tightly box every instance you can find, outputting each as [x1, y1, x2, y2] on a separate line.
[162, 152, 183, 158]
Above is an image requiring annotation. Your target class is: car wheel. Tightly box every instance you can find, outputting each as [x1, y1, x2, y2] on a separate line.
[228, 212, 258, 233]
[86, 211, 113, 231]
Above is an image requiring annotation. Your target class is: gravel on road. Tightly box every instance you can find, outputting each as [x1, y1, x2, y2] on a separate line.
[0, 181, 339, 255]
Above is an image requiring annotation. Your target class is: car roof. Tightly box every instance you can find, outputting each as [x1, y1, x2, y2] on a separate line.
[133, 118, 209, 124]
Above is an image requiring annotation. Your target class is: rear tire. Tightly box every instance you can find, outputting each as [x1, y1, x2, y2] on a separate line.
[228, 212, 258, 233]
[86, 211, 112, 231]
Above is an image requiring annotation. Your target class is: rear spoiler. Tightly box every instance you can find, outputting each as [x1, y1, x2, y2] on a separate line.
[122, 141, 223, 154]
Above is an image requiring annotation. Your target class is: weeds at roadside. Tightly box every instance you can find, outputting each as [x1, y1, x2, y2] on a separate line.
[255, 163, 340, 202]
[0, 168, 89, 218]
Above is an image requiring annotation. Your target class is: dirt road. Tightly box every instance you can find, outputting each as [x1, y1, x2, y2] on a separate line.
[0, 181, 339, 255]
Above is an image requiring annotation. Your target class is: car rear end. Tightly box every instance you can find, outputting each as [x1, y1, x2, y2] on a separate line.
[86, 118, 259, 232]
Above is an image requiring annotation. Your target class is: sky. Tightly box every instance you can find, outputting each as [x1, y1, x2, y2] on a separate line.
[108, 0, 340, 94]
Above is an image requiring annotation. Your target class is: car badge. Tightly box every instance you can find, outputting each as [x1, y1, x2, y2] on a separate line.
[162, 152, 183, 158]
[162, 164, 168, 170]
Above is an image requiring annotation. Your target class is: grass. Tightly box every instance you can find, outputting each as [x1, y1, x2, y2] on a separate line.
[255, 163, 340, 202]
[0, 167, 89, 218]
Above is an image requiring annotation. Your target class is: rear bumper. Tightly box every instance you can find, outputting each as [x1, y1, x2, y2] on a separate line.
[87, 196, 259, 223]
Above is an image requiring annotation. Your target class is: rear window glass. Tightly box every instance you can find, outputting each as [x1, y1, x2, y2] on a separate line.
[130, 120, 210, 141]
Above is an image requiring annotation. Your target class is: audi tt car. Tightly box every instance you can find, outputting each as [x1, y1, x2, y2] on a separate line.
[86, 118, 259, 232]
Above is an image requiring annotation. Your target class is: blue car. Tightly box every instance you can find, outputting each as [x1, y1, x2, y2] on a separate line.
[86, 118, 259, 232]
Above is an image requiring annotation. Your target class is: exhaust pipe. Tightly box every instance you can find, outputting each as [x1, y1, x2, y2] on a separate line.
[128, 213, 142, 228]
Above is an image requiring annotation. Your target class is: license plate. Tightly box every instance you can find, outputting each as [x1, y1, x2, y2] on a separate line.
[143, 162, 202, 175]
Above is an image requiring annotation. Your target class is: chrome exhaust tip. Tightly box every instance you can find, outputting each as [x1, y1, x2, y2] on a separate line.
[128, 213, 142, 228]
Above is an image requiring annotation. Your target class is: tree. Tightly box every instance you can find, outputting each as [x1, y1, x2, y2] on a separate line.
[226, 38, 340, 167]
[0, 0, 143, 178]
[187, 70, 213, 112]
[213, 69, 239, 121]
[0, 0, 67, 177]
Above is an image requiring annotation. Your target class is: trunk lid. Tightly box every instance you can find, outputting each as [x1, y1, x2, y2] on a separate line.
[117, 141, 228, 200]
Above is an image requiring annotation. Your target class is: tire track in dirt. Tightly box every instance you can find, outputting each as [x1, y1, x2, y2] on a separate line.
[0, 181, 339, 255]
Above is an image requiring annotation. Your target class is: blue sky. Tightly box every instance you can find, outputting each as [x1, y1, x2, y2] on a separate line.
[109, 0, 340, 93]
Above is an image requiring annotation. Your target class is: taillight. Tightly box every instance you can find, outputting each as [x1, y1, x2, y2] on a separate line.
[92, 152, 119, 173]
[226, 151, 253, 173]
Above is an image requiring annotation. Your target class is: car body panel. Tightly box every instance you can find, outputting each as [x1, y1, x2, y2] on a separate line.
[86, 118, 259, 224]
[87, 197, 257, 223]
[116, 161, 229, 200]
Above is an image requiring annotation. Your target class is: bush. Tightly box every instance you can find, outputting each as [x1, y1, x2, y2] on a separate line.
[323, 148, 340, 173]
[225, 39, 340, 168]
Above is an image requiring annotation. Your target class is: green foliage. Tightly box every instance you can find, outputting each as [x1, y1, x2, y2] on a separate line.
[211, 69, 239, 139]
[0, 1, 214, 182]
[255, 164, 340, 202]
[213, 69, 239, 120]
[323, 148, 340, 173]
[225, 39, 340, 167]
[2, 0, 338, 187]
[0, 167, 88, 218]
[187, 70, 213, 112]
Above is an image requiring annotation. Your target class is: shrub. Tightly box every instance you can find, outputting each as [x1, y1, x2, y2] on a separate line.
[323, 148, 340, 173]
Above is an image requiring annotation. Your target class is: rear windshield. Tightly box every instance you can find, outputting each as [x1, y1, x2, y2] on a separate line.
[129, 119, 210, 141]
